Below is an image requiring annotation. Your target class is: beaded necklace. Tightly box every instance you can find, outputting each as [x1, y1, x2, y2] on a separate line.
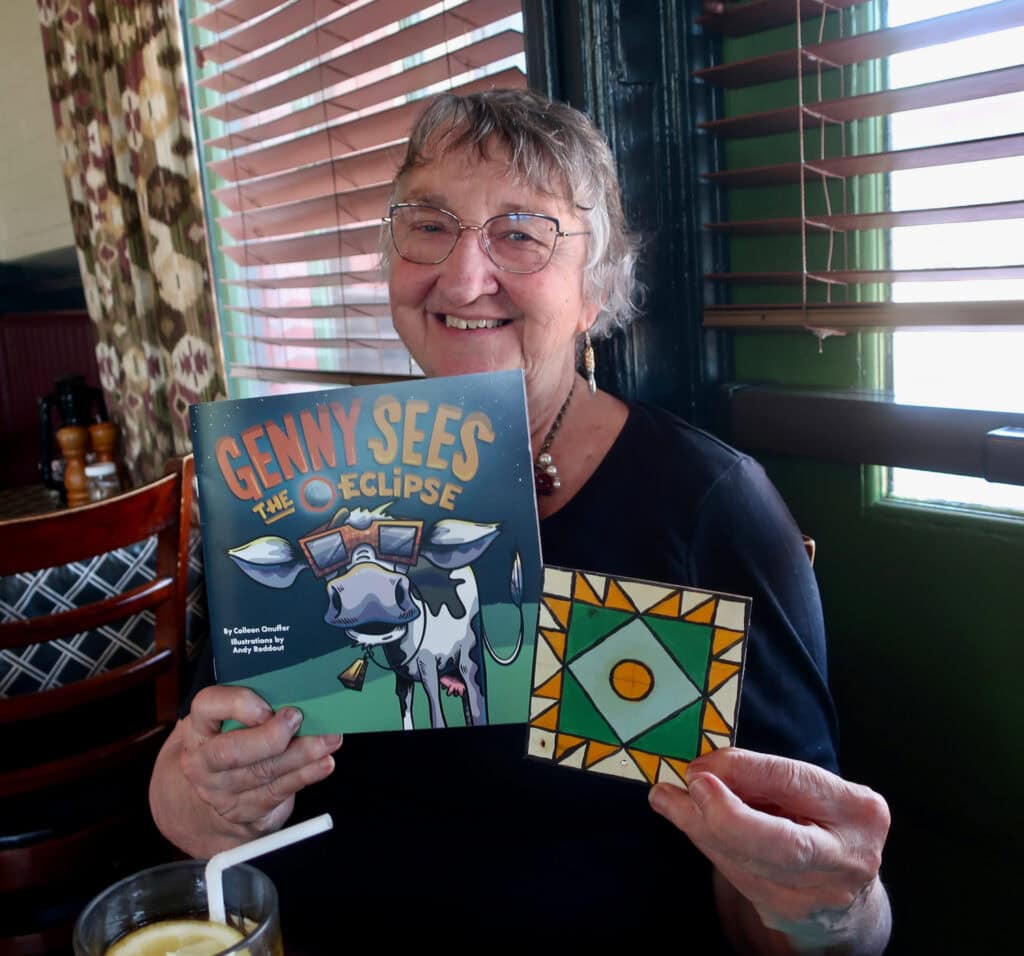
[534, 381, 575, 496]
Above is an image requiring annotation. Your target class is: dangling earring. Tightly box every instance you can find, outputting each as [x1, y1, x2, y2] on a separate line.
[584, 331, 597, 395]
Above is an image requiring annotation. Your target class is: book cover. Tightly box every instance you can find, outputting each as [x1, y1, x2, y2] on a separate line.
[526, 567, 750, 785]
[190, 370, 541, 735]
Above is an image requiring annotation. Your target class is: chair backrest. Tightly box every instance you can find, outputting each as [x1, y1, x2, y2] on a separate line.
[0, 456, 193, 948]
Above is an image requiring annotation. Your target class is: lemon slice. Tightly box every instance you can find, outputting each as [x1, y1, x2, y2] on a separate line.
[106, 919, 245, 956]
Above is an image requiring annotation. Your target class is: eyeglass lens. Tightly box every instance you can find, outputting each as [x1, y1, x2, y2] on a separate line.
[390, 206, 558, 273]
[303, 521, 421, 575]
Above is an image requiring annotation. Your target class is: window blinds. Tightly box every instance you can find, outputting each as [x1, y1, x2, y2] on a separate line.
[694, 0, 1024, 330]
[186, 0, 526, 394]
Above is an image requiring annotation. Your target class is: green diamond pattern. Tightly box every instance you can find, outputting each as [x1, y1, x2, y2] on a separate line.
[644, 616, 712, 689]
[565, 604, 634, 661]
[558, 668, 620, 746]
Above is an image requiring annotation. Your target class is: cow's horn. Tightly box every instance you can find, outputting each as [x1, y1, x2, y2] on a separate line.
[329, 506, 350, 528]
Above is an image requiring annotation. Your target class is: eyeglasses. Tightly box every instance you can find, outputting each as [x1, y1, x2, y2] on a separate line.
[299, 520, 423, 578]
[384, 203, 591, 275]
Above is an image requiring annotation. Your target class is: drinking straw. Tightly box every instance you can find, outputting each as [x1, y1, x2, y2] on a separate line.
[205, 814, 333, 925]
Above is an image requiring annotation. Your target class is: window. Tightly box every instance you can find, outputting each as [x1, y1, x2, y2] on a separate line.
[887, 0, 1024, 511]
[183, 0, 526, 397]
[694, 0, 1024, 509]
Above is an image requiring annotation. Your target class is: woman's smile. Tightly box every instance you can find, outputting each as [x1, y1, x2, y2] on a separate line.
[436, 313, 513, 330]
[387, 144, 599, 412]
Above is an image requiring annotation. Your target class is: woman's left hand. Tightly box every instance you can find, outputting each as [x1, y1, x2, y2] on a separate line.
[648, 748, 891, 955]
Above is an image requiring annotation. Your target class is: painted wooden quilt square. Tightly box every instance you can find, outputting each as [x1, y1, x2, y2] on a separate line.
[527, 567, 751, 785]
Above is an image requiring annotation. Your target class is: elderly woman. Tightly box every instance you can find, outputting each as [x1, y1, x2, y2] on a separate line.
[151, 90, 891, 952]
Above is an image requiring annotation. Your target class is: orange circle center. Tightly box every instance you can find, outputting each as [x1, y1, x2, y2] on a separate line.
[609, 659, 654, 701]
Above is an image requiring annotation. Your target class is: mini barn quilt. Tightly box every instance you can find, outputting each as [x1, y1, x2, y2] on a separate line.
[526, 567, 751, 786]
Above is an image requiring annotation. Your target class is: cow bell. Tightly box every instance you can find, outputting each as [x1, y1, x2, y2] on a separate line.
[338, 656, 368, 691]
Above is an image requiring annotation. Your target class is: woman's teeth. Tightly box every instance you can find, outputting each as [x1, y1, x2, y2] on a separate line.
[443, 315, 505, 330]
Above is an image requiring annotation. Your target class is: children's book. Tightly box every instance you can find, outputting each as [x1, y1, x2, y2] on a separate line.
[526, 567, 750, 785]
[190, 370, 541, 735]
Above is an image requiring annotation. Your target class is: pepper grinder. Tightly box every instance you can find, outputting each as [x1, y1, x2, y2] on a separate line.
[88, 421, 119, 464]
[56, 424, 90, 507]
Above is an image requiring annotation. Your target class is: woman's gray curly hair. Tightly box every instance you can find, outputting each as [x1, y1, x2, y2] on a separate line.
[386, 88, 642, 337]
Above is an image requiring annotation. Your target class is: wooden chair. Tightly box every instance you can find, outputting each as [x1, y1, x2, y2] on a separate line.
[0, 455, 194, 956]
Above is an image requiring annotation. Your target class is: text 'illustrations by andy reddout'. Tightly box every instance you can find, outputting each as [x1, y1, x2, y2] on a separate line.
[191, 371, 542, 736]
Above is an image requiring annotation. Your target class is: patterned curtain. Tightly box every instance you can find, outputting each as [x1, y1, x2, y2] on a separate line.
[36, 0, 225, 483]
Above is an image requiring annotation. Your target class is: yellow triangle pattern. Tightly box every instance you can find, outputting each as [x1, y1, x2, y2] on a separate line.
[573, 572, 603, 606]
[531, 703, 559, 731]
[657, 759, 686, 788]
[604, 578, 636, 612]
[700, 734, 715, 756]
[556, 733, 586, 760]
[664, 757, 690, 783]
[648, 590, 682, 617]
[712, 627, 743, 655]
[530, 696, 555, 719]
[544, 597, 572, 629]
[534, 671, 563, 700]
[560, 743, 587, 769]
[627, 749, 661, 784]
[540, 628, 566, 661]
[708, 660, 740, 693]
[703, 702, 732, 735]
[684, 598, 717, 624]
[680, 589, 711, 616]
[584, 740, 620, 768]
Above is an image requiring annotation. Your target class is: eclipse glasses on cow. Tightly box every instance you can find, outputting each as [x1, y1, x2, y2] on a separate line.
[299, 519, 424, 578]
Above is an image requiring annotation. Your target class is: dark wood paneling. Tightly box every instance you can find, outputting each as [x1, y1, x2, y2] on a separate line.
[0, 311, 99, 488]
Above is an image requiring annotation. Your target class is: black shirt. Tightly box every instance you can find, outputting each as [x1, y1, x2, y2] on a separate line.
[197, 403, 839, 946]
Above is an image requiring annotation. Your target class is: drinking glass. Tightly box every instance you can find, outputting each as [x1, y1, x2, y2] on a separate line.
[73, 860, 281, 956]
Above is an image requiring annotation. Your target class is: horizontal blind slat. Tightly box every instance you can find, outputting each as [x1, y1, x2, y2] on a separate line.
[697, 0, 870, 36]
[701, 64, 1024, 138]
[695, 0, 1024, 87]
[217, 183, 391, 240]
[223, 303, 392, 319]
[704, 133, 1024, 186]
[220, 223, 382, 265]
[708, 202, 1024, 235]
[207, 67, 525, 182]
[198, 0, 352, 65]
[212, 143, 402, 212]
[706, 267, 1024, 285]
[703, 302, 1024, 329]
[199, 0, 518, 102]
[191, 0, 284, 32]
[204, 30, 523, 149]
[220, 267, 383, 289]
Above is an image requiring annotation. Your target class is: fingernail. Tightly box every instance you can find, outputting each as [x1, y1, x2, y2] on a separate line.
[648, 785, 669, 815]
[688, 775, 711, 808]
[323, 733, 342, 750]
[282, 707, 303, 731]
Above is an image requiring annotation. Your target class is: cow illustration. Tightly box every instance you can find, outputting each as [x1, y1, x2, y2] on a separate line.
[226, 503, 523, 730]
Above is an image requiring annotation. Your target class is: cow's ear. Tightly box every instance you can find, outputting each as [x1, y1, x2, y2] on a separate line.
[227, 536, 308, 588]
[420, 520, 500, 569]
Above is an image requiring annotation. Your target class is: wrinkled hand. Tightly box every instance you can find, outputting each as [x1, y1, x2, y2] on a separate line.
[649, 748, 890, 951]
[180, 685, 342, 838]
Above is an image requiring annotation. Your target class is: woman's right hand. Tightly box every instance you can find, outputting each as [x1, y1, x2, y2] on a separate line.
[150, 685, 342, 857]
